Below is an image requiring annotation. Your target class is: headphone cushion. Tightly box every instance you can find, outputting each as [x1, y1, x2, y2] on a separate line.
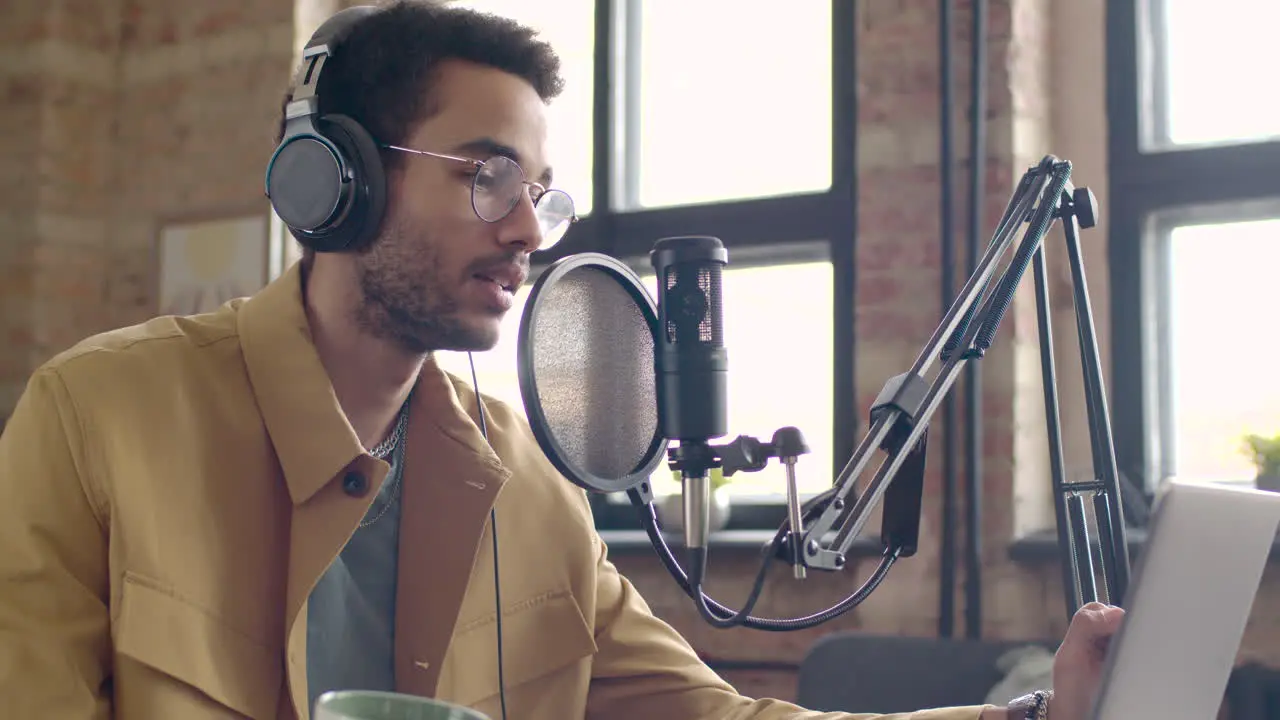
[279, 113, 384, 253]
[307, 114, 386, 253]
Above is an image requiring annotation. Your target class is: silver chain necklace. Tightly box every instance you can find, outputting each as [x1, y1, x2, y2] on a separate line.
[359, 397, 411, 529]
[368, 396, 411, 460]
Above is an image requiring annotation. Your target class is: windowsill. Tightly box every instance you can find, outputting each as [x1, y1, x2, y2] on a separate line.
[602, 526, 1280, 564]
[1008, 527, 1280, 564]
[598, 528, 883, 557]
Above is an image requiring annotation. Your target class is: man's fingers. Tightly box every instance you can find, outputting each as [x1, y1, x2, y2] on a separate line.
[1063, 603, 1125, 653]
[1079, 602, 1124, 626]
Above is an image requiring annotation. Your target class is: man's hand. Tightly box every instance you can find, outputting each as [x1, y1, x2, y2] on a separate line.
[1049, 602, 1125, 720]
[978, 602, 1124, 720]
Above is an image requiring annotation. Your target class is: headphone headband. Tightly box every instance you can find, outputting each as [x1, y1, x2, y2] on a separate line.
[288, 5, 378, 106]
[266, 5, 387, 255]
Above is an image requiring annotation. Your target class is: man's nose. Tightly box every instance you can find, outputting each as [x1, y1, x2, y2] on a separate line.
[495, 187, 544, 253]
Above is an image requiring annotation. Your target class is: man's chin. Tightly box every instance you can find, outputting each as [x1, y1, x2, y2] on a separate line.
[436, 316, 504, 354]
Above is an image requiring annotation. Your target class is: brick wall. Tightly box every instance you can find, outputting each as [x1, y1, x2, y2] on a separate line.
[3, 0, 1279, 711]
[2, 0, 122, 412]
[0, 0, 293, 411]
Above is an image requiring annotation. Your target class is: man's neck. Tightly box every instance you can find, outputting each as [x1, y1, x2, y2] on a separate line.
[303, 262, 423, 451]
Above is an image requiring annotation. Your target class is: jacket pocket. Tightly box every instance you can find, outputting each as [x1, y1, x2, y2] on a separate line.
[114, 571, 282, 719]
[439, 589, 598, 707]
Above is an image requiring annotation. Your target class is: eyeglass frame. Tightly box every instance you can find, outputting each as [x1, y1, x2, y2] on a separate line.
[379, 143, 578, 233]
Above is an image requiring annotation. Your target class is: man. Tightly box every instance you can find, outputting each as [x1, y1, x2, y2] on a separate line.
[0, 2, 1121, 718]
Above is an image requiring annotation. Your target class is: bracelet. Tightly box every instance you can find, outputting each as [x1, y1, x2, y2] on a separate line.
[1006, 689, 1052, 720]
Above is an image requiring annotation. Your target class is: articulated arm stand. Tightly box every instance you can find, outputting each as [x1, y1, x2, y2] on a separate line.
[635, 155, 1131, 629]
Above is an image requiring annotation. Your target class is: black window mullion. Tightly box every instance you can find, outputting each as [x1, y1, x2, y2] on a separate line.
[1111, 142, 1280, 205]
[609, 193, 835, 260]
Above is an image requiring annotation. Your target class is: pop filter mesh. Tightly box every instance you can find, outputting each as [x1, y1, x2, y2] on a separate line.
[524, 265, 659, 484]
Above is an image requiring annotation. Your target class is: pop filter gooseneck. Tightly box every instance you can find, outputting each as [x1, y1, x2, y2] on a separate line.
[516, 250, 899, 632]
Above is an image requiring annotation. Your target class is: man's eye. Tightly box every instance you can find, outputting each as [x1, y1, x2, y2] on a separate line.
[472, 172, 499, 192]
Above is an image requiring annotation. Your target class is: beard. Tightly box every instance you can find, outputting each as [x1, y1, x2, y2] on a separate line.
[352, 216, 509, 354]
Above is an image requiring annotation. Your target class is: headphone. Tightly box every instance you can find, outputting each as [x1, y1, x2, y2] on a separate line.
[265, 6, 386, 254]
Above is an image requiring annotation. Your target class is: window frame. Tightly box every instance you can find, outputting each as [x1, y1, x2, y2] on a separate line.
[526, 0, 858, 530]
[1106, 0, 1280, 493]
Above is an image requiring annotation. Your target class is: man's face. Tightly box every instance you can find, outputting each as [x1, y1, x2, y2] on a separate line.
[354, 60, 551, 353]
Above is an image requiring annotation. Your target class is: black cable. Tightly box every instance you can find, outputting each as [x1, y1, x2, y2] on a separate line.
[468, 353, 507, 720]
[964, 0, 989, 642]
[938, 0, 957, 640]
[635, 491, 900, 631]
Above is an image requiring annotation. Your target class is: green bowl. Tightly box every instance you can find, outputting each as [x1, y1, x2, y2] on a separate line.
[314, 690, 491, 720]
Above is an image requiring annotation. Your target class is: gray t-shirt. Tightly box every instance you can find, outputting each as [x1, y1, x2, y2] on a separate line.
[305, 438, 404, 713]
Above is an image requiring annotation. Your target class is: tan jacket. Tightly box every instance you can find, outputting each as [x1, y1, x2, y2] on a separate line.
[0, 263, 989, 720]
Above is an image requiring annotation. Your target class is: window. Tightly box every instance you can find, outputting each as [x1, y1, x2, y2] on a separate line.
[625, 1, 832, 209]
[268, 210, 303, 281]
[1142, 0, 1280, 150]
[1108, 0, 1280, 495]
[448, 0, 596, 215]
[435, 260, 835, 502]
[638, 260, 834, 499]
[1151, 211, 1280, 484]
[433, 285, 533, 415]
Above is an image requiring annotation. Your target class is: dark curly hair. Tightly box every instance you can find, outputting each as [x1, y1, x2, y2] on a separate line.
[275, 0, 565, 166]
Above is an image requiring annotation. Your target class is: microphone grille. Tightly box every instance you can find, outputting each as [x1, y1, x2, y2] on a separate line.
[662, 262, 724, 347]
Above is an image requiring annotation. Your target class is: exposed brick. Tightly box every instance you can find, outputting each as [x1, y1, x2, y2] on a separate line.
[44, 0, 124, 52]
[856, 0, 1014, 125]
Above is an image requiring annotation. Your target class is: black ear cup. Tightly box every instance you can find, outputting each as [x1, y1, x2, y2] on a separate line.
[266, 128, 346, 243]
[266, 114, 387, 254]
[320, 114, 387, 252]
[265, 5, 385, 254]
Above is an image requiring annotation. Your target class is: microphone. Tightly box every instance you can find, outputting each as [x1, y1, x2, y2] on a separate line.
[650, 236, 728, 575]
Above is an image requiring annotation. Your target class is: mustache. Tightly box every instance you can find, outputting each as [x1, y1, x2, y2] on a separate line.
[468, 252, 530, 281]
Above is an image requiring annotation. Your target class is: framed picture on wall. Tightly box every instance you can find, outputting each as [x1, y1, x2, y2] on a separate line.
[267, 210, 304, 281]
[157, 213, 270, 316]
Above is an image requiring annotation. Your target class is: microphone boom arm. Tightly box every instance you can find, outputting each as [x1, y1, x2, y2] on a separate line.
[795, 155, 1131, 618]
[644, 155, 1130, 629]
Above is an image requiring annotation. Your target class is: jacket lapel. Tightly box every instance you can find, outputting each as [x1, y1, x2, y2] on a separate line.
[238, 264, 391, 717]
[394, 358, 510, 697]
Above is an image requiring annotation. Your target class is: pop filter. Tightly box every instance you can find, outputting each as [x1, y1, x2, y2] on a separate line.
[516, 252, 668, 494]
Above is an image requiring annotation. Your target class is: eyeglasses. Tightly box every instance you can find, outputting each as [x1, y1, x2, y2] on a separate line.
[382, 144, 577, 249]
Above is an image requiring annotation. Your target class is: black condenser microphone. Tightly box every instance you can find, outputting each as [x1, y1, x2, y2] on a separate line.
[650, 236, 729, 564]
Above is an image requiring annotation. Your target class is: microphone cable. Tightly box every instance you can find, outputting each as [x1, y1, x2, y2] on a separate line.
[637, 486, 900, 631]
[467, 352, 508, 720]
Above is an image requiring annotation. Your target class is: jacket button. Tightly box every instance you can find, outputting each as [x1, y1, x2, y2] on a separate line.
[342, 471, 369, 497]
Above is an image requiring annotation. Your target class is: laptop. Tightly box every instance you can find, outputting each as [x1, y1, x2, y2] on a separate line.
[1091, 479, 1280, 719]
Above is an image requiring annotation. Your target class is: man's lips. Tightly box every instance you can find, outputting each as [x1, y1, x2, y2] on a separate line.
[472, 264, 527, 293]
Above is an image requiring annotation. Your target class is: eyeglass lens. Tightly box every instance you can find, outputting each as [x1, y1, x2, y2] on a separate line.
[472, 155, 574, 248]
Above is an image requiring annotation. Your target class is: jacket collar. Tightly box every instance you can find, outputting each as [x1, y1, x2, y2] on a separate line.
[238, 263, 366, 505]
[237, 263, 512, 506]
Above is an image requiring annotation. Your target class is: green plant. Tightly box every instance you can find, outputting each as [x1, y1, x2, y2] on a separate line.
[710, 469, 733, 493]
[1242, 433, 1280, 476]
